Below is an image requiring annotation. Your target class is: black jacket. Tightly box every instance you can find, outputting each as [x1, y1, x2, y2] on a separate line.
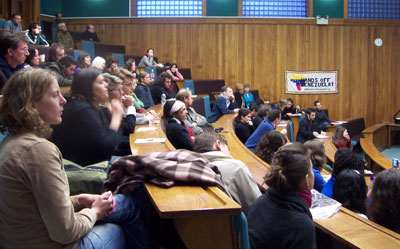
[296, 117, 321, 144]
[81, 30, 100, 42]
[0, 57, 24, 91]
[234, 121, 255, 144]
[151, 83, 176, 105]
[166, 118, 193, 150]
[248, 189, 315, 249]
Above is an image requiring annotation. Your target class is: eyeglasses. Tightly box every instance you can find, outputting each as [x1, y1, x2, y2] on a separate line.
[20, 47, 29, 52]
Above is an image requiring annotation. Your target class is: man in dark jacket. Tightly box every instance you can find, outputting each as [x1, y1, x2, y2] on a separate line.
[314, 100, 332, 131]
[81, 24, 100, 42]
[207, 86, 239, 123]
[296, 108, 325, 144]
[0, 32, 29, 91]
[46, 55, 77, 86]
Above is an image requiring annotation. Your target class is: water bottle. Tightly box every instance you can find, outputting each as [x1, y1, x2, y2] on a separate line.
[151, 68, 155, 81]
[161, 93, 166, 106]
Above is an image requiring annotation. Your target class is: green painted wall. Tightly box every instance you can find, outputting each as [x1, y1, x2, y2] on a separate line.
[62, 0, 129, 17]
[41, 0, 62, 16]
[207, 0, 238, 16]
[313, 0, 344, 18]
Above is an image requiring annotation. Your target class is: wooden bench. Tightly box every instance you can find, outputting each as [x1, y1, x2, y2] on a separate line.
[129, 105, 241, 249]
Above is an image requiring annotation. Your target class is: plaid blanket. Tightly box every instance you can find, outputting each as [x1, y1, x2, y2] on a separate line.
[103, 149, 228, 195]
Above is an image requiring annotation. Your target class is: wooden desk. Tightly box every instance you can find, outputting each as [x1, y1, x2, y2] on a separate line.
[129, 106, 241, 249]
[323, 132, 336, 164]
[217, 113, 400, 249]
[289, 114, 302, 141]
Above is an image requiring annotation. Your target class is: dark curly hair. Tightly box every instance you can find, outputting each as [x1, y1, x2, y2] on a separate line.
[255, 130, 286, 164]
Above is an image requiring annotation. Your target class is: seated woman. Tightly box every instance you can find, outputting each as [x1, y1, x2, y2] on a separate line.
[24, 47, 40, 68]
[51, 68, 124, 166]
[75, 52, 91, 74]
[0, 68, 153, 249]
[134, 72, 155, 109]
[163, 100, 194, 150]
[281, 98, 300, 120]
[368, 169, 400, 234]
[138, 48, 162, 67]
[233, 83, 245, 109]
[333, 126, 352, 149]
[124, 58, 138, 75]
[151, 73, 175, 105]
[333, 169, 367, 219]
[234, 108, 255, 144]
[166, 63, 184, 81]
[304, 139, 327, 192]
[243, 83, 254, 108]
[248, 143, 316, 249]
[254, 130, 286, 164]
[91, 56, 106, 70]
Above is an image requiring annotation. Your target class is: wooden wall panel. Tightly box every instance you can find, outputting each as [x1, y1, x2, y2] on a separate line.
[64, 18, 400, 127]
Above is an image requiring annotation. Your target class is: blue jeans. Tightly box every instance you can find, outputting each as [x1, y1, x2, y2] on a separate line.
[76, 193, 156, 249]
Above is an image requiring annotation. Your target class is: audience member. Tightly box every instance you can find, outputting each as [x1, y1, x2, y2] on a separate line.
[91, 56, 106, 70]
[56, 22, 74, 49]
[163, 100, 194, 150]
[252, 105, 271, 129]
[207, 86, 239, 123]
[51, 68, 124, 166]
[138, 48, 162, 67]
[46, 55, 77, 86]
[304, 139, 327, 192]
[4, 13, 22, 31]
[368, 169, 400, 234]
[135, 72, 155, 109]
[176, 89, 209, 135]
[281, 98, 300, 120]
[245, 109, 285, 152]
[333, 126, 352, 149]
[166, 63, 184, 81]
[104, 56, 119, 74]
[0, 32, 29, 91]
[234, 108, 255, 144]
[124, 58, 138, 75]
[25, 22, 49, 46]
[254, 130, 286, 164]
[75, 52, 91, 74]
[234, 83, 245, 109]
[103, 73, 135, 156]
[314, 100, 332, 131]
[0, 68, 152, 249]
[248, 143, 316, 249]
[243, 83, 254, 108]
[151, 72, 175, 104]
[46, 43, 65, 63]
[51, 12, 63, 42]
[333, 169, 367, 218]
[296, 108, 324, 144]
[193, 132, 261, 213]
[24, 47, 40, 68]
[321, 148, 364, 197]
[81, 24, 100, 42]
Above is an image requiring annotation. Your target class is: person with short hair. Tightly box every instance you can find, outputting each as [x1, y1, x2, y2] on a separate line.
[56, 22, 74, 49]
[51, 68, 124, 166]
[233, 83, 245, 109]
[193, 132, 261, 213]
[368, 169, 400, 233]
[176, 88, 209, 135]
[91, 56, 106, 70]
[47, 43, 65, 63]
[46, 55, 77, 86]
[74, 52, 91, 74]
[0, 32, 29, 90]
[134, 72, 155, 109]
[321, 148, 365, 197]
[281, 98, 300, 120]
[24, 47, 40, 68]
[243, 83, 254, 108]
[81, 24, 100, 42]
[163, 100, 193, 150]
[25, 22, 49, 46]
[254, 130, 286, 164]
[0, 68, 154, 249]
[245, 109, 285, 152]
[304, 139, 327, 192]
[104, 56, 119, 74]
[314, 100, 332, 131]
[4, 13, 22, 31]
[234, 108, 255, 144]
[248, 143, 316, 249]
[333, 169, 367, 219]
[207, 86, 240, 123]
[252, 104, 271, 129]
[151, 72, 175, 105]
[296, 108, 324, 144]
[51, 12, 63, 42]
